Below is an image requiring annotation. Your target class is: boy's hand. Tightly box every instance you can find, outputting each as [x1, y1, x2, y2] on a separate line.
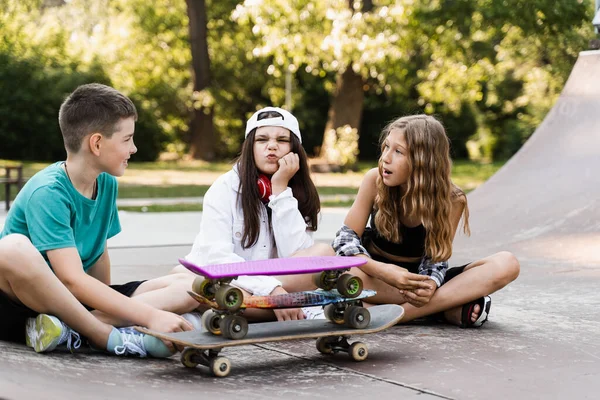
[147, 310, 193, 353]
[401, 279, 437, 307]
[271, 152, 299, 196]
[147, 310, 193, 333]
[270, 286, 305, 321]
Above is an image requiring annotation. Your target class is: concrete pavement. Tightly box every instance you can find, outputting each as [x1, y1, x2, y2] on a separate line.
[1, 50, 600, 399]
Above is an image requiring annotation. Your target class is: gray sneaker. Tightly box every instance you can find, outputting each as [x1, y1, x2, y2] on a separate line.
[25, 314, 82, 353]
[108, 327, 173, 358]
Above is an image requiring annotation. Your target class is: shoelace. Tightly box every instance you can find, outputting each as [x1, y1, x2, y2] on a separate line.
[57, 324, 82, 352]
[113, 329, 148, 357]
[303, 307, 325, 320]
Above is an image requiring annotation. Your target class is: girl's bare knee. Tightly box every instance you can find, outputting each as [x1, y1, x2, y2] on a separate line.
[502, 251, 520, 281]
[490, 251, 520, 288]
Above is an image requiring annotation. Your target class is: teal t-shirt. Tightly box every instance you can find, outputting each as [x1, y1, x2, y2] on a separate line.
[0, 162, 121, 272]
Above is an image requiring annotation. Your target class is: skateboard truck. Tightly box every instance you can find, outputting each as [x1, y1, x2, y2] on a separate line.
[201, 310, 249, 340]
[312, 270, 363, 298]
[316, 336, 368, 361]
[181, 347, 232, 377]
[324, 302, 371, 329]
[192, 278, 244, 312]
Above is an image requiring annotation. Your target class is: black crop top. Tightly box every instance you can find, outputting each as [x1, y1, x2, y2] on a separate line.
[367, 209, 426, 258]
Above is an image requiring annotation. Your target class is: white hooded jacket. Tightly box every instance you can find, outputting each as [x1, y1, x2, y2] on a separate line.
[185, 167, 315, 295]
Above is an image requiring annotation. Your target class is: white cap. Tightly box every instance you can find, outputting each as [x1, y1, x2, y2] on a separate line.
[245, 106, 301, 143]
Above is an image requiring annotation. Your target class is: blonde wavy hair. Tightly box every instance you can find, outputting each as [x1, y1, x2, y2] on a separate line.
[374, 115, 470, 262]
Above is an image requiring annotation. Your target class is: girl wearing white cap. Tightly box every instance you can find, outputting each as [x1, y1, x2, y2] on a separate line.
[172, 107, 332, 321]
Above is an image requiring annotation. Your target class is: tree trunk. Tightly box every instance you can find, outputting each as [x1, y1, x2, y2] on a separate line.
[319, 68, 365, 160]
[319, 0, 373, 162]
[186, 0, 216, 160]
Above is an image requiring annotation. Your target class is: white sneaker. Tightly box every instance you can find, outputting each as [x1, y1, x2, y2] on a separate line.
[25, 314, 82, 353]
[302, 306, 326, 320]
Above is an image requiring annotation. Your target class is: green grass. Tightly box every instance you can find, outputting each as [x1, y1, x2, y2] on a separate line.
[119, 203, 204, 213]
[118, 184, 209, 198]
[1, 159, 504, 202]
[118, 184, 358, 199]
[125, 160, 233, 172]
[451, 160, 505, 192]
[118, 199, 358, 213]
[321, 199, 355, 208]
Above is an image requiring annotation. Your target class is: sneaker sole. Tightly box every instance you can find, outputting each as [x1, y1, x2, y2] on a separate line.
[25, 314, 62, 353]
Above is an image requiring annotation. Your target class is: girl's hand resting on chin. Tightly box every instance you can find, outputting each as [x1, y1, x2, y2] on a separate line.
[271, 152, 299, 196]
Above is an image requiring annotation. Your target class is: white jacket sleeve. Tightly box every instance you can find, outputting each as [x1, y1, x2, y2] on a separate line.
[186, 179, 244, 266]
[269, 187, 315, 258]
[185, 176, 281, 296]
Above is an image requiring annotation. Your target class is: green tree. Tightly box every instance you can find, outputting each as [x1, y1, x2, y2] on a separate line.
[234, 0, 415, 165]
[0, 0, 168, 160]
[233, 0, 594, 162]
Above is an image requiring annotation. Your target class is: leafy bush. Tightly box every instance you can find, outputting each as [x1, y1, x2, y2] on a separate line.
[0, 51, 164, 161]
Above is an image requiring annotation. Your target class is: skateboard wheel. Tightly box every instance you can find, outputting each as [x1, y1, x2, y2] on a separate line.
[337, 274, 363, 298]
[313, 272, 335, 291]
[220, 315, 248, 340]
[181, 347, 199, 368]
[210, 356, 231, 377]
[201, 310, 222, 335]
[312, 272, 325, 289]
[349, 342, 368, 361]
[315, 337, 334, 354]
[344, 306, 370, 329]
[192, 277, 215, 300]
[215, 286, 243, 312]
[324, 304, 345, 324]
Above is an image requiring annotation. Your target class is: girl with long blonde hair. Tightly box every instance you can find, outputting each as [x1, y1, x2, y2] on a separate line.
[288, 115, 520, 326]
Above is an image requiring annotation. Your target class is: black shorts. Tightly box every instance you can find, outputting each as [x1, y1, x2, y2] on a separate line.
[0, 280, 146, 344]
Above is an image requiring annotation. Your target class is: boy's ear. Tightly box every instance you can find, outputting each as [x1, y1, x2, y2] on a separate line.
[89, 133, 103, 156]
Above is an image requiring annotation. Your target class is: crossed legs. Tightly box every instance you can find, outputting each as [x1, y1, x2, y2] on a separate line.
[279, 250, 520, 325]
[0, 234, 113, 348]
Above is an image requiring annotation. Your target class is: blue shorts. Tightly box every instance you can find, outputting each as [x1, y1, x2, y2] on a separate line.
[0, 280, 146, 344]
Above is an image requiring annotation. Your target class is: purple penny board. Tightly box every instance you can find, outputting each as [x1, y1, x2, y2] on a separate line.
[179, 256, 367, 279]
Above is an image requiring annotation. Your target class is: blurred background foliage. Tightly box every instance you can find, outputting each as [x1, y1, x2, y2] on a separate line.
[0, 0, 595, 163]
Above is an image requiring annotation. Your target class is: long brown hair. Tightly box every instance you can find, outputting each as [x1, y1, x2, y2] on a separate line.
[237, 111, 320, 249]
[374, 115, 470, 262]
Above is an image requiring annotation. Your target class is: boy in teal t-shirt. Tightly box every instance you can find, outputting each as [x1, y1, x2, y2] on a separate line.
[2, 163, 121, 272]
[0, 83, 198, 357]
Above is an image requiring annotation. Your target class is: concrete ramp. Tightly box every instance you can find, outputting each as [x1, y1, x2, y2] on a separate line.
[453, 50, 600, 267]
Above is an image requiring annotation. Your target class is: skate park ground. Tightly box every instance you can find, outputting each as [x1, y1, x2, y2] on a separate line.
[1, 50, 599, 399]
